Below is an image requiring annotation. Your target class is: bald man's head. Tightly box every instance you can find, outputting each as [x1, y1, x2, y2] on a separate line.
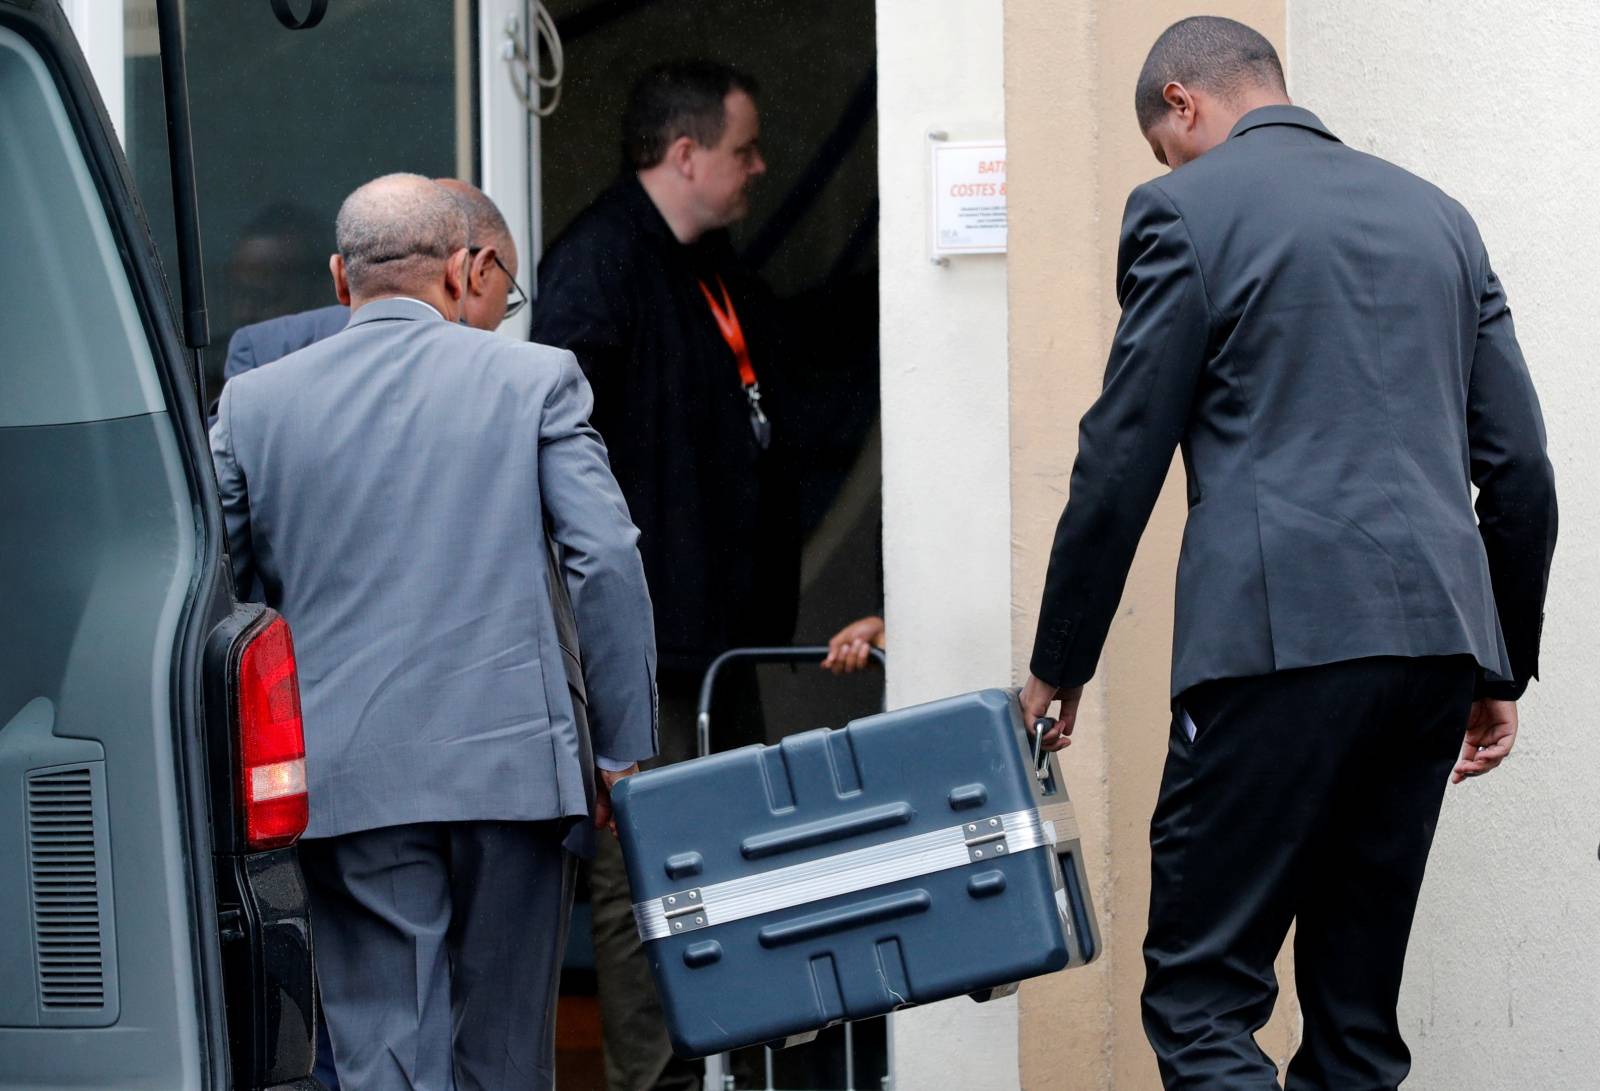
[434, 178, 512, 254]
[334, 173, 469, 299]
[432, 179, 522, 331]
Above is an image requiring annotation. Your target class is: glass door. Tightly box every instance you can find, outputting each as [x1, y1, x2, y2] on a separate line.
[116, 0, 535, 402]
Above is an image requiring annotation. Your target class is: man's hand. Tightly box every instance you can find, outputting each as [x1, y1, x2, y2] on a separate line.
[1021, 673, 1084, 753]
[1452, 699, 1518, 784]
[821, 615, 885, 675]
[593, 764, 640, 834]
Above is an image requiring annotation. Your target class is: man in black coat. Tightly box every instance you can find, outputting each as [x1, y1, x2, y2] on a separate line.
[529, 60, 798, 1091]
[1020, 18, 1557, 1090]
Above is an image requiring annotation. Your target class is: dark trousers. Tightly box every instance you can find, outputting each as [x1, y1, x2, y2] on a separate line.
[299, 820, 574, 1091]
[588, 667, 763, 1091]
[1142, 655, 1476, 1091]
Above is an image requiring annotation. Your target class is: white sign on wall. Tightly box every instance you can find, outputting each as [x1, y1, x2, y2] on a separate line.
[929, 139, 1007, 257]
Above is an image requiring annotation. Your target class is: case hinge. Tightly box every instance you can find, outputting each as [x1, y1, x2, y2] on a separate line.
[962, 816, 1010, 862]
[660, 888, 709, 933]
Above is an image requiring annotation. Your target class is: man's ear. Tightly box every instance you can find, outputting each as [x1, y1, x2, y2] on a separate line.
[665, 134, 697, 178]
[330, 253, 352, 306]
[444, 247, 469, 305]
[1163, 81, 1198, 129]
[468, 245, 496, 296]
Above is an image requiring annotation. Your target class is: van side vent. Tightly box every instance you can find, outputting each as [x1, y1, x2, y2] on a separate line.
[27, 766, 106, 1011]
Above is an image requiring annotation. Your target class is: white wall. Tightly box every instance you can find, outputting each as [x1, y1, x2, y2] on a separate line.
[59, 0, 124, 142]
[61, 0, 124, 142]
[876, 0, 1017, 1086]
[1290, 5, 1600, 1088]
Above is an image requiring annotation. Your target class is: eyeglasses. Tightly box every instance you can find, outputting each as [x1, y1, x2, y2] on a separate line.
[468, 246, 529, 320]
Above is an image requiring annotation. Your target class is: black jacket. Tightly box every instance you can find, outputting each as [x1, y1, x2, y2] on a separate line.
[531, 175, 799, 675]
[1031, 106, 1557, 698]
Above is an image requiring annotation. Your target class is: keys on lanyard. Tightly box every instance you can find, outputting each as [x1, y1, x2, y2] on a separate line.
[698, 276, 771, 450]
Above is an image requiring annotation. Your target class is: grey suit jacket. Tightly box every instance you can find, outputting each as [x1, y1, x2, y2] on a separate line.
[1031, 106, 1557, 698]
[211, 298, 657, 838]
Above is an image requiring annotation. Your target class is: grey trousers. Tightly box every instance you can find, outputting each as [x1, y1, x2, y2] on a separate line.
[299, 820, 575, 1091]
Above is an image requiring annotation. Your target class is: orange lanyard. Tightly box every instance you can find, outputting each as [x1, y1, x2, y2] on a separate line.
[697, 276, 758, 390]
[698, 275, 771, 449]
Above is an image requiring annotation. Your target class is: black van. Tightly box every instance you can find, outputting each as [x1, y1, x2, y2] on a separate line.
[0, 3, 319, 1088]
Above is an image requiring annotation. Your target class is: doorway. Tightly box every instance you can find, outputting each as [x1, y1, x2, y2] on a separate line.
[534, 2, 883, 1088]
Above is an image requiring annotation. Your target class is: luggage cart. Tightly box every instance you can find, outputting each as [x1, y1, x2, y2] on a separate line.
[696, 645, 891, 1091]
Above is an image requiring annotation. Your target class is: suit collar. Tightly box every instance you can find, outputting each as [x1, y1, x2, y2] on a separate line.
[346, 296, 449, 329]
[1229, 104, 1340, 143]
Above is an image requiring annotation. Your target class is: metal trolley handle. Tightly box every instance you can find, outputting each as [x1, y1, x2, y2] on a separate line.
[695, 645, 887, 759]
[1032, 716, 1056, 783]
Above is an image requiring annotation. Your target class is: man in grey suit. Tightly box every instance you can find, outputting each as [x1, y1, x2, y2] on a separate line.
[216, 179, 545, 1091]
[1019, 18, 1557, 1090]
[211, 173, 657, 1091]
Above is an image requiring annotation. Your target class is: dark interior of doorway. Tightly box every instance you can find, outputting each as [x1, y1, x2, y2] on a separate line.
[539, 2, 884, 1088]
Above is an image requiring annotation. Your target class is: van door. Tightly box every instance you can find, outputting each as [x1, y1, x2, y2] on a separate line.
[0, 3, 255, 1087]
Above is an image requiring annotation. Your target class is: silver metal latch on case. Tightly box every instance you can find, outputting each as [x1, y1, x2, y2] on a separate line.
[660, 888, 709, 933]
[963, 816, 1010, 862]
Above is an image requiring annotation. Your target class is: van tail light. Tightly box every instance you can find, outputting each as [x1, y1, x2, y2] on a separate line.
[236, 616, 308, 850]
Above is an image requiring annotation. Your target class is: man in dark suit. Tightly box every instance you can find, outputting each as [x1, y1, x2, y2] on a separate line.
[223, 302, 349, 385]
[1019, 17, 1557, 1090]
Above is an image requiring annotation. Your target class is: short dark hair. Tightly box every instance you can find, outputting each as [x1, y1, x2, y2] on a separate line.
[622, 60, 759, 170]
[1134, 16, 1285, 132]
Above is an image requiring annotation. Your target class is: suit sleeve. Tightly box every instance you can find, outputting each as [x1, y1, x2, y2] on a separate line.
[1029, 183, 1212, 689]
[209, 382, 258, 598]
[222, 326, 257, 383]
[1466, 260, 1558, 700]
[539, 353, 659, 762]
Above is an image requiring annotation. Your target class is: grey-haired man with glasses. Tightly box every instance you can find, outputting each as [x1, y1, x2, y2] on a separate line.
[219, 176, 529, 393]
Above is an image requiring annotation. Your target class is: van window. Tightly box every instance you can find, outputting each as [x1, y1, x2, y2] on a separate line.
[0, 26, 166, 427]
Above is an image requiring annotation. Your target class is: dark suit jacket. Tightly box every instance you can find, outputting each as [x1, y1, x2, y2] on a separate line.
[1031, 106, 1557, 699]
[223, 304, 351, 383]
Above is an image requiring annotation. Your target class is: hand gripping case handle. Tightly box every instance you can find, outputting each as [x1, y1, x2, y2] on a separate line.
[1031, 715, 1054, 781]
[1020, 701, 1100, 969]
[696, 645, 887, 758]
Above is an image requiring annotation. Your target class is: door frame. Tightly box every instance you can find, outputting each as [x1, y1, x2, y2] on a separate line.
[478, 0, 538, 340]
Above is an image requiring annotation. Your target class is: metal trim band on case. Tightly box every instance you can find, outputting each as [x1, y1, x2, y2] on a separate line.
[633, 801, 1081, 942]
